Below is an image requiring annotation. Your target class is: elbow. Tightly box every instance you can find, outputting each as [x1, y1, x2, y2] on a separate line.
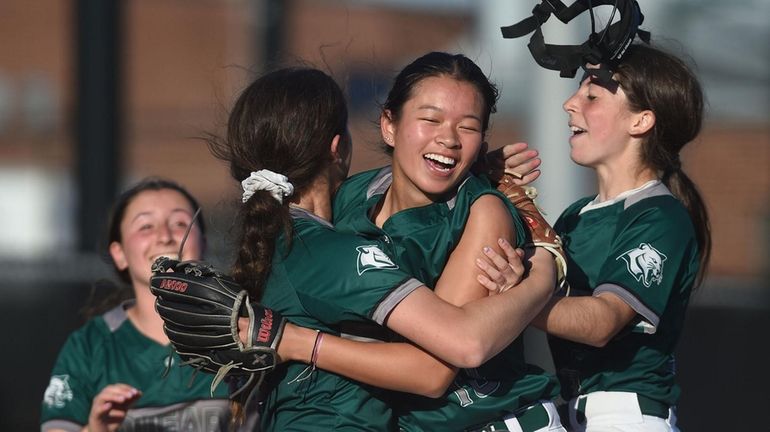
[583, 327, 619, 348]
[585, 336, 611, 348]
[420, 368, 458, 398]
[449, 337, 493, 368]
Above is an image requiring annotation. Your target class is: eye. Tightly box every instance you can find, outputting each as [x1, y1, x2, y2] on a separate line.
[171, 219, 191, 231]
[139, 223, 153, 231]
[419, 117, 439, 124]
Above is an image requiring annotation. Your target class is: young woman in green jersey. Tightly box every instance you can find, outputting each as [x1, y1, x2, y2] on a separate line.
[484, 44, 711, 432]
[40, 178, 245, 431]
[204, 58, 564, 431]
[297, 52, 566, 432]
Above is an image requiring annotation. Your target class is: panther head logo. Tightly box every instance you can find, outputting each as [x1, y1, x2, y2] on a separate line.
[356, 245, 398, 275]
[617, 243, 667, 288]
[44, 375, 73, 409]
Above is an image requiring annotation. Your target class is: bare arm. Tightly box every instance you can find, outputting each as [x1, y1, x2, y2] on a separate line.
[386, 248, 554, 368]
[275, 195, 547, 396]
[476, 237, 638, 348]
[531, 292, 637, 347]
[384, 196, 554, 367]
[276, 323, 455, 398]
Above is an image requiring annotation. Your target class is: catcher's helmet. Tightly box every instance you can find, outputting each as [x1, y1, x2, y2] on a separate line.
[501, 0, 650, 84]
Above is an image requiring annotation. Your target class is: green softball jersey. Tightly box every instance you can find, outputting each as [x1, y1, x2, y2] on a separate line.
[549, 180, 699, 407]
[333, 167, 560, 432]
[259, 206, 425, 431]
[40, 301, 234, 432]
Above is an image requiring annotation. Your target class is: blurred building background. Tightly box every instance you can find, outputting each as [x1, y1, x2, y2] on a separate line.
[0, 0, 767, 430]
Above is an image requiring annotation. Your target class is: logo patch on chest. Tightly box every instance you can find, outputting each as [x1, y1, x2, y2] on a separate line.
[356, 245, 398, 275]
[617, 243, 667, 287]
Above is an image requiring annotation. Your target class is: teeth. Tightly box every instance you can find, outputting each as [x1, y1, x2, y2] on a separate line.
[424, 153, 456, 166]
[152, 253, 179, 263]
[570, 126, 586, 134]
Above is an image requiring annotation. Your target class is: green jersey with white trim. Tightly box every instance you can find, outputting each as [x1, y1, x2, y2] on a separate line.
[40, 302, 233, 432]
[259, 206, 424, 431]
[333, 167, 560, 431]
[550, 180, 699, 407]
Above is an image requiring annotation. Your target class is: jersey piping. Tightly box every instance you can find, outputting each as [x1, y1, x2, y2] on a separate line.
[594, 282, 660, 329]
[371, 277, 423, 324]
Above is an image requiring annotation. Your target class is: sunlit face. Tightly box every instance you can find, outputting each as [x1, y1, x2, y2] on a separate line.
[109, 189, 203, 289]
[383, 75, 485, 203]
[562, 75, 637, 168]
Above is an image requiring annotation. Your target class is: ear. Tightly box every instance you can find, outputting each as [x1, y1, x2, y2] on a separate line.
[109, 241, 128, 271]
[329, 134, 342, 162]
[380, 110, 396, 149]
[629, 109, 655, 136]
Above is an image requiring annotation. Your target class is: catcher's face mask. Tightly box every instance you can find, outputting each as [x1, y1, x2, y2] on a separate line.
[500, 0, 650, 85]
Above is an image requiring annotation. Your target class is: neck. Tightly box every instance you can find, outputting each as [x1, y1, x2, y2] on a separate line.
[291, 174, 336, 222]
[374, 165, 446, 227]
[595, 162, 658, 202]
[127, 284, 169, 345]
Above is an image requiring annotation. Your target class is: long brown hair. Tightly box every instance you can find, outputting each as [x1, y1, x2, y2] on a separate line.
[615, 44, 711, 288]
[207, 67, 349, 300]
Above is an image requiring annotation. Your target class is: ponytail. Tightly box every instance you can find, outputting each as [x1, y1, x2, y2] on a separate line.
[232, 191, 293, 300]
[662, 167, 711, 289]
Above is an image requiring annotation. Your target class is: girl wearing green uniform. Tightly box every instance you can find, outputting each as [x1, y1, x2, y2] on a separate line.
[208, 58, 564, 431]
[40, 179, 241, 431]
[259, 53, 565, 431]
[487, 44, 711, 432]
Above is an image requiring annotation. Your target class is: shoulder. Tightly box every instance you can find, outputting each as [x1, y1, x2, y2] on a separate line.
[468, 193, 513, 220]
[459, 174, 527, 244]
[63, 313, 112, 347]
[559, 196, 595, 220]
[621, 186, 694, 237]
[337, 166, 389, 198]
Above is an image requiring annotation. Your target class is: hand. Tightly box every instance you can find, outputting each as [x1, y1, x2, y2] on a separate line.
[485, 142, 541, 186]
[87, 384, 141, 432]
[476, 239, 526, 295]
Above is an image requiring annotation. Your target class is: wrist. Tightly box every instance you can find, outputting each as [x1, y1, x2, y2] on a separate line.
[278, 323, 318, 363]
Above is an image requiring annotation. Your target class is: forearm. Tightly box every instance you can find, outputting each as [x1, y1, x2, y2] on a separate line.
[531, 293, 635, 347]
[389, 248, 555, 367]
[458, 247, 554, 356]
[277, 322, 457, 397]
[315, 338, 457, 398]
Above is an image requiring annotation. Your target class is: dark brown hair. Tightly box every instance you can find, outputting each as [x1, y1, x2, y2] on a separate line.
[381, 52, 499, 153]
[207, 67, 349, 300]
[85, 177, 204, 317]
[615, 43, 711, 288]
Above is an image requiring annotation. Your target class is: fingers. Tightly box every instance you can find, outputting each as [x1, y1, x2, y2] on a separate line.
[493, 142, 541, 186]
[475, 256, 503, 293]
[476, 242, 526, 294]
[89, 384, 142, 431]
[500, 141, 530, 157]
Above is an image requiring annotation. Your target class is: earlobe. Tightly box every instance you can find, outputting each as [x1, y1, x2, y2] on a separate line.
[109, 241, 128, 271]
[381, 110, 396, 148]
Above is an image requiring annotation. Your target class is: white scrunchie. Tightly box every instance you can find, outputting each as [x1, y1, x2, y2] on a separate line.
[241, 169, 294, 204]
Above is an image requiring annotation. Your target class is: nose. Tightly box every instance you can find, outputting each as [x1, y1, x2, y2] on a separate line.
[563, 93, 578, 113]
[157, 223, 173, 244]
[436, 126, 459, 149]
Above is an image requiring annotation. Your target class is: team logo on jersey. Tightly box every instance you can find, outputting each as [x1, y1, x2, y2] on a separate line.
[356, 245, 398, 275]
[617, 243, 667, 287]
[43, 375, 73, 408]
